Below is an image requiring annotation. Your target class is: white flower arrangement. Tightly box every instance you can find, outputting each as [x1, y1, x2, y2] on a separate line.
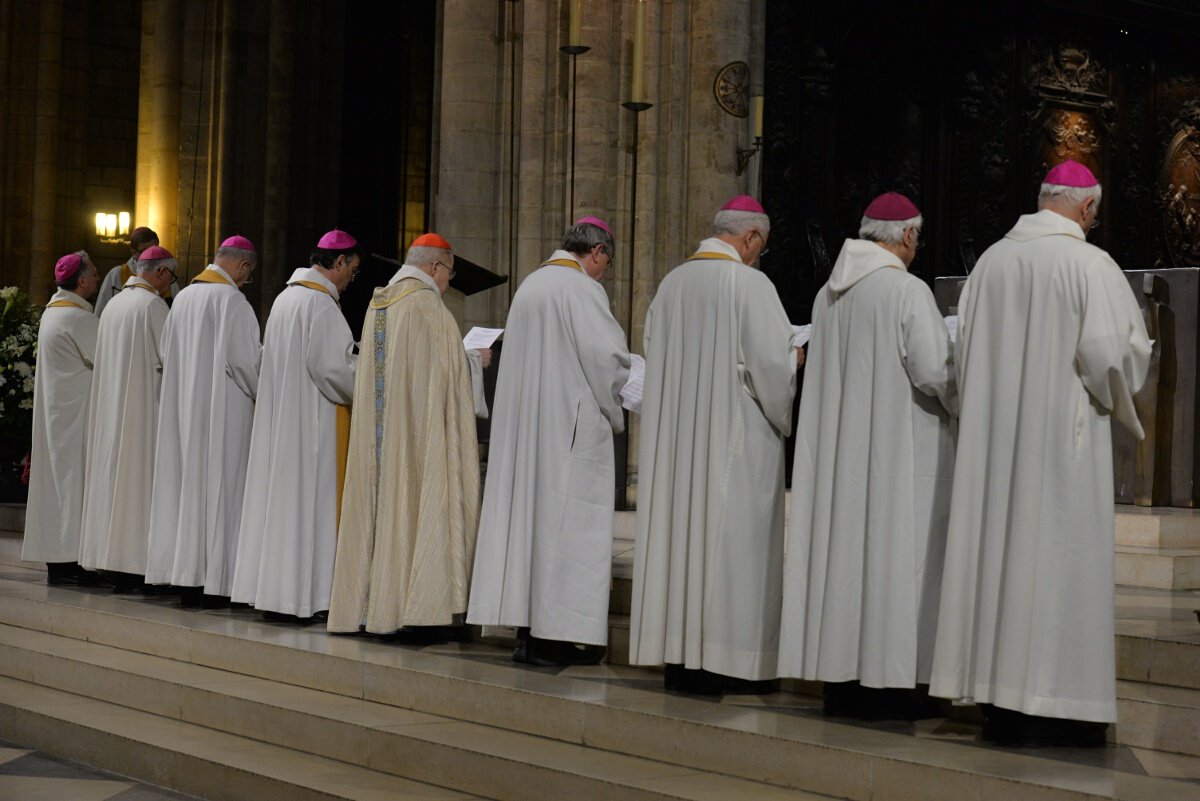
[0, 287, 40, 439]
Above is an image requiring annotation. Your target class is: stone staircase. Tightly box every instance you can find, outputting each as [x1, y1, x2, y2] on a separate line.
[1115, 506, 1200, 590]
[0, 505, 1197, 801]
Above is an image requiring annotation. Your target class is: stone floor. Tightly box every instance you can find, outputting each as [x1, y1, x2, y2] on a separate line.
[0, 737, 198, 800]
[1, 509, 1199, 800]
[5, 573, 1198, 794]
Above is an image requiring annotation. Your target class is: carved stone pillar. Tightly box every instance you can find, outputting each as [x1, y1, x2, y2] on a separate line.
[29, 0, 64, 300]
[136, 0, 183, 249]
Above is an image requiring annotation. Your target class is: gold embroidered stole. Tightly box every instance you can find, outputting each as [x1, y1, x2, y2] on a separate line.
[191, 268, 235, 286]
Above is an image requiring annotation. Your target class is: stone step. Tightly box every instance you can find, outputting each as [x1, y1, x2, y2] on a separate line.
[1115, 679, 1200, 757]
[0, 623, 830, 801]
[1115, 506, 1200, 549]
[1117, 545, 1200, 590]
[0, 529, 38, 572]
[0, 502, 25, 533]
[0, 674, 482, 801]
[1, 578, 1198, 801]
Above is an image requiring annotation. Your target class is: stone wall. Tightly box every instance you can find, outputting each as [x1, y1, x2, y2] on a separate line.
[435, 0, 765, 490]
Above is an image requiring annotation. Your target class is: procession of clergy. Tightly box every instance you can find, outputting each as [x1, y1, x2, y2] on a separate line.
[22, 158, 1149, 750]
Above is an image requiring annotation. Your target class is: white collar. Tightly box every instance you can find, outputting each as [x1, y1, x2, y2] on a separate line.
[696, 237, 744, 262]
[388, 264, 441, 294]
[287, 267, 341, 301]
[123, 275, 159, 293]
[48, 289, 94, 312]
[207, 264, 238, 285]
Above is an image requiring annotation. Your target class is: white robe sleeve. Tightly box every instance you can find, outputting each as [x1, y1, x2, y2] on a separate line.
[737, 272, 797, 436]
[225, 299, 262, 400]
[570, 282, 631, 433]
[305, 304, 356, 405]
[73, 314, 99, 370]
[465, 348, 488, 419]
[1075, 256, 1152, 439]
[93, 266, 122, 317]
[899, 281, 958, 416]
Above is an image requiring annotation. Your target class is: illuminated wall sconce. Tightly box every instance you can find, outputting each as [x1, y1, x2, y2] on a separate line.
[94, 211, 131, 243]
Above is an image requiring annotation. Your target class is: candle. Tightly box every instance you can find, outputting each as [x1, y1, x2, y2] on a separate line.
[631, 0, 647, 103]
[568, 0, 582, 48]
[753, 95, 763, 139]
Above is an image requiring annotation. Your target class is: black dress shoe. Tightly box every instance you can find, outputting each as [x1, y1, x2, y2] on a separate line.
[664, 666, 725, 695]
[47, 562, 101, 586]
[512, 627, 532, 663]
[201, 594, 231, 609]
[981, 705, 1107, 748]
[109, 572, 145, 594]
[527, 635, 605, 666]
[178, 586, 204, 607]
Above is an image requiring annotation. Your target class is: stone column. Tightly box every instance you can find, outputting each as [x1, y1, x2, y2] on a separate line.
[136, 0, 183, 249]
[435, 0, 511, 327]
[29, 0, 64, 299]
[260, 0, 296, 309]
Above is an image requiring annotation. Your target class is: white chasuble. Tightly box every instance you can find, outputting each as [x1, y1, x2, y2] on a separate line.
[232, 268, 356, 617]
[327, 269, 480, 632]
[930, 209, 1150, 723]
[778, 239, 957, 687]
[23, 290, 98, 563]
[467, 253, 631, 646]
[78, 277, 168, 574]
[630, 238, 797, 681]
[146, 265, 261, 594]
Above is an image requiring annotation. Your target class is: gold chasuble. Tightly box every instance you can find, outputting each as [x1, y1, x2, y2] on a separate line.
[326, 277, 481, 633]
[291, 279, 353, 523]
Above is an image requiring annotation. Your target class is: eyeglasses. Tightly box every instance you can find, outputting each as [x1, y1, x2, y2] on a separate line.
[165, 268, 179, 284]
[751, 231, 769, 257]
[434, 260, 457, 279]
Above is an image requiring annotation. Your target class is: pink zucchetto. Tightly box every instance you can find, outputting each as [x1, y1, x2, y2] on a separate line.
[220, 235, 256, 252]
[138, 245, 174, 261]
[1043, 159, 1099, 188]
[864, 192, 921, 221]
[317, 229, 358, 249]
[54, 252, 84, 283]
[720, 195, 766, 214]
[575, 216, 613, 236]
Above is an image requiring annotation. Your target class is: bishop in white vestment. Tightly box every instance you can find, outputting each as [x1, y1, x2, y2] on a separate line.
[233, 230, 359, 619]
[630, 197, 799, 690]
[467, 218, 631, 665]
[93, 228, 178, 317]
[778, 194, 957, 717]
[930, 161, 1150, 746]
[23, 252, 100, 583]
[328, 233, 480, 634]
[78, 247, 174, 583]
[146, 236, 262, 602]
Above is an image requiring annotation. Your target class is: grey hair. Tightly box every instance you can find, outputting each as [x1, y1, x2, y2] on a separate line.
[859, 215, 923, 245]
[215, 246, 257, 266]
[405, 244, 451, 268]
[711, 209, 770, 238]
[136, 256, 177, 276]
[1038, 182, 1102, 209]
[561, 221, 615, 257]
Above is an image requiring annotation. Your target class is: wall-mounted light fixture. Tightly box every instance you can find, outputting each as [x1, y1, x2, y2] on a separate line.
[94, 211, 131, 243]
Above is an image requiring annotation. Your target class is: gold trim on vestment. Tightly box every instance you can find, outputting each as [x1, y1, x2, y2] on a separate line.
[368, 282, 433, 309]
[45, 300, 87, 310]
[293, 280, 332, 296]
[127, 283, 160, 295]
[335, 404, 351, 531]
[690, 251, 743, 263]
[542, 258, 584, 272]
[191, 268, 235, 286]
